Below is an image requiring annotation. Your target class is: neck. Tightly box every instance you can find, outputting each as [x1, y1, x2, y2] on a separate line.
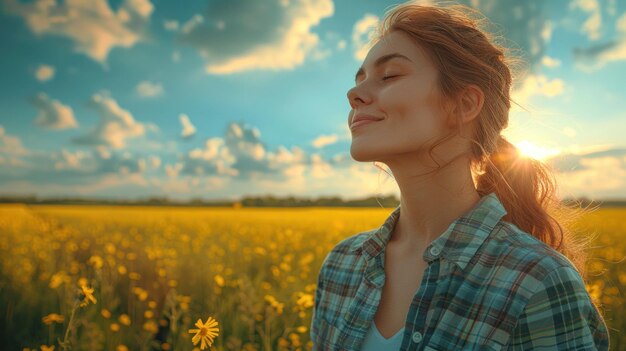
[387, 155, 480, 255]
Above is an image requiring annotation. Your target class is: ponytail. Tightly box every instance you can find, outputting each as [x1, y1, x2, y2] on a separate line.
[475, 135, 595, 291]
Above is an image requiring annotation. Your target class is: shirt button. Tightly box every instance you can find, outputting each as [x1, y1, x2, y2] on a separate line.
[429, 246, 441, 257]
[412, 331, 423, 343]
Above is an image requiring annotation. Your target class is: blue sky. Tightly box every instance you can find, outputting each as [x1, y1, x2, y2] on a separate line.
[0, 0, 625, 201]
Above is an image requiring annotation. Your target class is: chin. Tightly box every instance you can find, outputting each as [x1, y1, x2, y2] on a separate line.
[349, 145, 378, 162]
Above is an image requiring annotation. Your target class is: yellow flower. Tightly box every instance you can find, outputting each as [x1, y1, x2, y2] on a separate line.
[278, 337, 289, 347]
[40, 346, 55, 351]
[264, 295, 284, 315]
[116, 346, 128, 351]
[77, 277, 88, 287]
[214, 275, 225, 287]
[188, 317, 220, 350]
[110, 323, 120, 332]
[79, 284, 97, 307]
[119, 314, 131, 326]
[143, 320, 159, 333]
[101, 309, 111, 319]
[42, 313, 64, 325]
[88, 255, 104, 269]
[132, 287, 148, 301]
[176, 295, 191, 311]
[49, 272, 70, 289]
[296, 293, 314, 309]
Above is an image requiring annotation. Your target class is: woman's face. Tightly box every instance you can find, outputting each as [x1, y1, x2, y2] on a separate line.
[347, 30, 453, 165]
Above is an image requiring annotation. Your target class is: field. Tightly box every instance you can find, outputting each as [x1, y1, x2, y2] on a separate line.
[0, 204, 624, 350]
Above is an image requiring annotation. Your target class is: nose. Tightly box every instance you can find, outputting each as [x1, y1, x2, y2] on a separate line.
[346, 84, 370, 109]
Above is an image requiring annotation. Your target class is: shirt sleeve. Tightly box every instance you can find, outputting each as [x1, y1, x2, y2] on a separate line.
[507, 266, 610, 350]
[310, 258, 326, 349]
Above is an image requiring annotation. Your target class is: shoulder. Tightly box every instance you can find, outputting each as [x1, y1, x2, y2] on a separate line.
[317, 229, 374, 280]
[467, 219, 593, 313]
[469, 221, 609, 349]
[486, 220, 580, 282]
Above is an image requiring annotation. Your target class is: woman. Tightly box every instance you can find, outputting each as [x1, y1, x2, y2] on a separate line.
[310, 1, 610, 351]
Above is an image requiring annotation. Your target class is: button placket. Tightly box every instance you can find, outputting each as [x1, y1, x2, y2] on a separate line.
[412, 331, 423, 343]
[429, 246, 441, 257]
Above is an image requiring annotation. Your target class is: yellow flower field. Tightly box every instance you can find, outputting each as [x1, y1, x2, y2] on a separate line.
[0, 204, 623, 350]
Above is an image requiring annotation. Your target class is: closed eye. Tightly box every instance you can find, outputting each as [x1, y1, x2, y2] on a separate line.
[382, 75, 399, 81]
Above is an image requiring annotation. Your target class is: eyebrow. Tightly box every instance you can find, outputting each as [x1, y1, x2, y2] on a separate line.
[354, 53, 413, 82]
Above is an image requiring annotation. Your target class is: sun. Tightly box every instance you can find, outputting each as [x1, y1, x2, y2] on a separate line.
[515, 140, 560, 161]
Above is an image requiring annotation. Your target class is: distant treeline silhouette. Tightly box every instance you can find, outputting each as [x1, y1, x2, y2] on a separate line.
[0, 194, 624, 208]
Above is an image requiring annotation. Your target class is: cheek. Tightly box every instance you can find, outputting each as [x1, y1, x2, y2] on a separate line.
[381, 83, 441, 123]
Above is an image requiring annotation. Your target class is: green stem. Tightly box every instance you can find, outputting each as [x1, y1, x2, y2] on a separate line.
[60, 300, 79, 350]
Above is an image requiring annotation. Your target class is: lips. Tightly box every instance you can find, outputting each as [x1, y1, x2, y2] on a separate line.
[351, 114, 383, 130]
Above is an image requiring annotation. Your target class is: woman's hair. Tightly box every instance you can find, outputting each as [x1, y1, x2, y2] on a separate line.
[371, 1, 604, 313]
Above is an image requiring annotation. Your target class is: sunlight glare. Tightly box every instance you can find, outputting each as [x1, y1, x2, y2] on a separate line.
[515, 140, 560, 161]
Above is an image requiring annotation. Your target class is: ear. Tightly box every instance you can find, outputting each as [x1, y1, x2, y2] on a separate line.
[456, 85, 484, 123]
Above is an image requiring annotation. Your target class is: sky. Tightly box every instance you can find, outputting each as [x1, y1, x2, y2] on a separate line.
[0, 0, 625, 201]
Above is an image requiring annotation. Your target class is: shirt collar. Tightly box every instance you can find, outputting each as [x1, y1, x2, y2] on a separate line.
[352, 192, 507, 272]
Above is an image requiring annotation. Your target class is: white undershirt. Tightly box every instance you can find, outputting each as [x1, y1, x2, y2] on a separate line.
[360, 320, 405, 350]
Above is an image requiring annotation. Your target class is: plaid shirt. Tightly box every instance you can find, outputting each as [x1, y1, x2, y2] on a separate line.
[310, 192, 610, 350]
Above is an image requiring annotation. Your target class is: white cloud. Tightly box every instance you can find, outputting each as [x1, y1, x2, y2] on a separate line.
[573, 42, 626, 71]
[72, 91, 145, 149]
[541, 20, 554, 43]
[512, 74, 565, 106]
[164, 20, 179, 31]
[179, 113, 196, 138]
[0, 125, 29, 157]
[352, 14, 379, 61]
[149, 155, 161, 169]
[96, 145, 111, 159]
[31, 92, 78, 130]
[310, 153, 332, 179]
[179, 121, 331, 182]
[572, 11, 626, 71]
[186, 137, 238, 177]
[541, 55, 562, 68]
[583, 13, 602, 41]
[35, 64, 55, 82]
[136, 81, 164, 98]
[570, 0, 602, 40]
[176, 0, 334, 74]
[165, 162, 183, 178]
[181, 14, 204, 35]
[4, 0, 154, 64]
[267, 145, 306, 167]
[550, 148, 626, 199]
[54, 149, 89, 170]
[312, 134, 338, 148]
